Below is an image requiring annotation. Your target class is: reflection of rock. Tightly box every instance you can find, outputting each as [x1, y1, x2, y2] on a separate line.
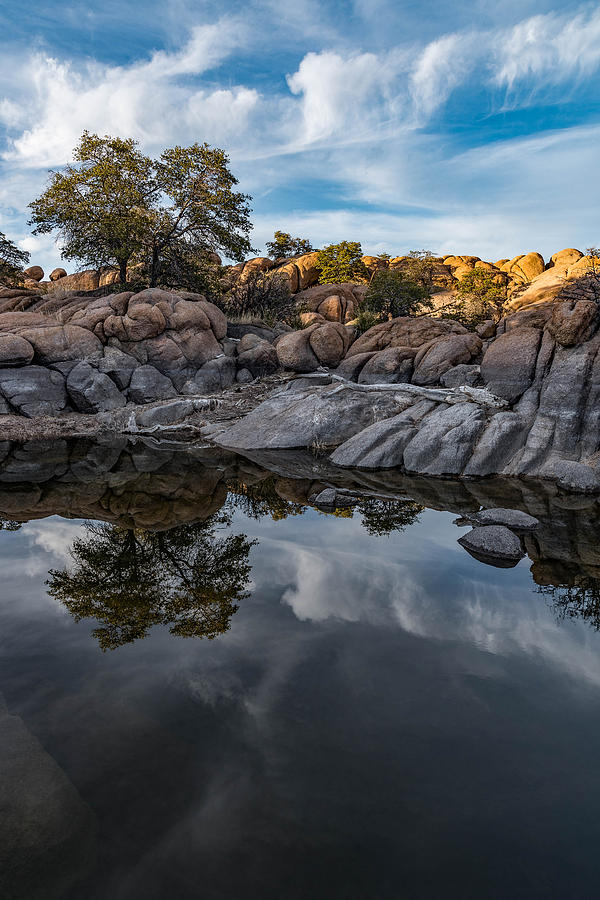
[456, 507, 539, 531]
[458, 525, 525, 568]
[0, 697, 95, 899]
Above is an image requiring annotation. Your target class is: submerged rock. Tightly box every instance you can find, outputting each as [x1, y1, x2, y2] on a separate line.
[457, 507, 539, 531]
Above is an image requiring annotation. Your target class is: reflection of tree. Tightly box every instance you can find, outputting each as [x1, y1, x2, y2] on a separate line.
[539, 576, 600, 631]
[227, 477, 305, 521]
[46, 512, 256, 651]
[0, 518, 22, 531]
[357, 498, 423, 537]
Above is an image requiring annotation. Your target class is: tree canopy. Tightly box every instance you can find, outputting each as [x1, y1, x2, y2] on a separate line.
[0, 232, 30, 285]
[46, 513, 256, 650]
[29, 131, 254, 288]
[454, 268, 505, 328]
[265, 230, 313, 259]
[317, 241, 367, 284]
[364, 268, 432, 319]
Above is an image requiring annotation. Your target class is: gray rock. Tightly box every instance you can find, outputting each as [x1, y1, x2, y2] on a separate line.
[192, 355, 236, 393]
[213, 382, 402, 451]
[412, 333, 482, 386]
[480, 327, 541, 403]
[458, 525, 525, 567]
[459, 507, 539, 531]
[440, 364, 481, 388]
[357, 347, 414, 385]
[135, 400, 194, 429]
[330, 399, 436, 469]
[237, 339, 279, 378]
[67, 362, 127, 413]
[403, 402, 487, 475]
[332, 351, 375, 382]
[227, 322, 277, 343]
[0, 366, 68, 417]
[127, 365, 177, 404]
[98, 347, 138, 390]
[236, 367, 253, 384]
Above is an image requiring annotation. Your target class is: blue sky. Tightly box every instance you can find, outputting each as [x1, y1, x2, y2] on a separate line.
[1, 0, 600, 272]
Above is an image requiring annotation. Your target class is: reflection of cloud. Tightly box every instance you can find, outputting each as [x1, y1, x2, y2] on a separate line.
[23, 519, 83, 572]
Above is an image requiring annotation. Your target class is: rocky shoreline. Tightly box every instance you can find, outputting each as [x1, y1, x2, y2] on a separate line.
[1, 250, 600, 493]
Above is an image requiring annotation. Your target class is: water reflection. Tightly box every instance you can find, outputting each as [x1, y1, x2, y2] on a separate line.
[46, 512, 256, 651]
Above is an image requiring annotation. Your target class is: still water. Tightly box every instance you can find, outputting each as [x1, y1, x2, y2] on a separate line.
[1, 438, 600, 899]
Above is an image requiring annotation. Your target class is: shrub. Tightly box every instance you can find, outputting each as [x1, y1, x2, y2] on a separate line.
[0, 232, 30, 285]
[364, 268, 432, 319]
[353, 308, 380, 334]
[223, 270, 294, 325]
[453, 268, 505, 329]
[317, 241, 367, 284]
[266, 230, 313, 259]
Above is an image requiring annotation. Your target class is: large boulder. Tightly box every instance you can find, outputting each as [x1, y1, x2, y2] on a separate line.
[14, 324, 103, 365]
[412, 332, 482, 385]
[127, 365, 177, 404]
[347, 316, 466, 356]
[276, 322, 351, 372]
[97, 347, 138, 390]
[402, 402, 487, 475]
[188, 355, 236, 394]
[0, 366, 68, 416]
[357, 346, 415, 384]
[294, 251, 321, 290]
[0, 334, 34, 367]
[547, 299, 599, 346]
[67, 362, 127, 413]
[23, 265, 44, 282]
[49, 269, 100, 292]
[276, 328, 319, 372]
[49, 267, 67, 281]
[104, 304, 166, 342]
[236, 334, 279, 377]
[209, 381, 403, 450]
[480, 327, 542, 403]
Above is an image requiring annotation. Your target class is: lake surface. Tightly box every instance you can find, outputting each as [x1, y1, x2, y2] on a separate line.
[1, 438, 600, 899]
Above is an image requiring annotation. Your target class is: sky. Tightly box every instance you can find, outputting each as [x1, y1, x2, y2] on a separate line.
[1, 0, 600, 273]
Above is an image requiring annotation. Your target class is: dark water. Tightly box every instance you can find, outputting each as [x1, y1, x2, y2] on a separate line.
[2, 438, 600, 899]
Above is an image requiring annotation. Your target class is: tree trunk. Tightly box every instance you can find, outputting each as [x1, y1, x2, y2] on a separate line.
[150, 245, 159, 288]
[119, 259, 127, 285]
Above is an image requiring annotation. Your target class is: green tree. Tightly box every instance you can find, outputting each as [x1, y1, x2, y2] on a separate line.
[29, 132, 254, 289]
[46, 513, 256, 650]
[29, 132, 156, 285]
[147, 143, 253, 287]
[454, 268, 505, 328]
[317, 241, 367, 284]
[395, 249, 438, 293]
[0, 232, 30, 286]
[265, 230, 313, 259]
[364, 268, 432, 319]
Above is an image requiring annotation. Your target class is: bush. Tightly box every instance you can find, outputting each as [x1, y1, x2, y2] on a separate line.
[364, 268, 432, 319]
[317, 241, 367, 284]
[392, 249, 439, 293]
[223, 271, 294, 325]
[453, 268, 505, 329]
[353, 308, 380, 334]
[0, 232, 30, 285]
[266, 230, 313, 259]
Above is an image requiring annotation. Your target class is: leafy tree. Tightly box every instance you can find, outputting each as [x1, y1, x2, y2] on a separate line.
[29, 132, 156, 285]
[46, 513, 256, 650]
[317, 241, 367, 284]
[394, 249, 439, 293]
[454, 268, 505, 328]
[223, 270, 294, 325]
[147, 143, 253, 287]
[0, 232, 30, 286]
[364, 268, 432, 319]
[266, 230, 313, 259]
[29, 132, 253, 289]
[585, 247, 600, 280]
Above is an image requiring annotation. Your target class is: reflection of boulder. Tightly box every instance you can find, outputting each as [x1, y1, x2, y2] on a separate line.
[0, 696, 95, 899]
[458, 525, 525, 568]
